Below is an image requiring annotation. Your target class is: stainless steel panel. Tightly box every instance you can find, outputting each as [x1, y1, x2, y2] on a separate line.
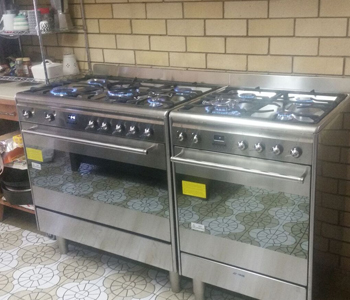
[181, 253, 307, 300]
[37, 208, 173, 271]
[22, 124, 166, 170]
[94, 65, 350, 93]
[180, 228, 307, 286]
[33, 186, 171, 242]
[172, 147, 311, 197]
[171, 125, 313, 165]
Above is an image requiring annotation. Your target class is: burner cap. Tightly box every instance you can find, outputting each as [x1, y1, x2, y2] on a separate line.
[147, 96, 169, 107]
[239, 93, 257, 99]
[174, 87, 198, 96]
[108, 87, 139, 99]
[50, 87, 78, 97]
[87, 78, 107, 86]
[276, 112, 294, 121]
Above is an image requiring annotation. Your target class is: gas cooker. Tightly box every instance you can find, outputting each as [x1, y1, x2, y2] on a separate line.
[26, 77, 213, 109]
[182, 87, 346, 124]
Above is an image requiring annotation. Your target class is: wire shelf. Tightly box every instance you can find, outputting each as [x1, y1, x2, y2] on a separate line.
[0, 26, 83, 38]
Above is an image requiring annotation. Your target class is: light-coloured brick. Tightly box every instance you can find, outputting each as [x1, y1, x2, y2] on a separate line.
[315, 236, 329, 252]
[58, 34, 86, 47]
[84, 4, 112, 18]
[88, 34, 116, 49]
[46, 47, 64, 60]
[96, 0, 126, 3]
[249, 19, 294, 36]
[167, 20, 204, 36]
[294, 57, 343, 75]
[341, 257, 350, 271]
[314, 249, 339, 267]
[320, 38, 350, 56]
[270, 0, 318, 18]
[340, 212, 350, 227]
[341, 147, 350, 164]
[135, 51, 169, 66]
[69, 5, 81, 19]
[132, 20, 166, 35]
[320, 0, 350, 17]
[129, 0, 161, 2]
[74, 48, 104, 62]
[317, 176, 338, 194]
[170, 53, 206, 69]
[184, 2, 223, 19]
[112, 4, 145, 19]
[319, 145, 341, 162]
[206, 20, 246, 36]
[146, 3, 182, 19]
[343, 58, 350, 75]
[150, 36, 185, 52]
[20, 36, 32, 46]
[322, 162, 350, 180]
[322, 223, 350, 242]
[316, 206, 339, 224]
[339, 180, 350, 196]
[207, 54, 246, 71]
[270, 38, 318, 56]
[319, 131, 350, 147]
[103, 49, 135, 64]
[99, 20, 131, 34]
[296, 18, 347, 37]
[117, 35, 149, 50]
[86, 19, 99, 33]
[187, 37, 224, 53]
[248, 55, 292, 73]
[325, 114, 343, 130]
[330, 240, 350, 257]
[225, 1, 268, 19]
[33, 35, 58, 46]
[227, 38, 268, 54]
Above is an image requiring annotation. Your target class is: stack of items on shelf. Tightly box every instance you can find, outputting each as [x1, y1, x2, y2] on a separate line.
[0, 131, 32, 206]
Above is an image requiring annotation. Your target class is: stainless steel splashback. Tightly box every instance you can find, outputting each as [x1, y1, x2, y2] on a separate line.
[93, 64, 350, 93]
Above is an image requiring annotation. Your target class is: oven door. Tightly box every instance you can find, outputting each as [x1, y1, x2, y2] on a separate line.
[22, 123, 170, 242]
[171, 146, 311, 286]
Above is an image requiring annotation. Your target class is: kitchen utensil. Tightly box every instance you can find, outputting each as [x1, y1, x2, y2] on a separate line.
[31, 59, 63, 80]
[39, 20, 50, 33]
[62, 53, 79, 75]
[0, 13, 15, 31]
[13, 14, 29, 31]
[58, 12, 73, 30]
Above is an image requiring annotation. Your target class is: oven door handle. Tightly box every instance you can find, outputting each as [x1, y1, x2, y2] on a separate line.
[171, 152, 307, 183]
[22, 129, 155, 155]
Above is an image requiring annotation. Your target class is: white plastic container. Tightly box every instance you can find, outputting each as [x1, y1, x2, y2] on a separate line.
[31, 60, 63, 80]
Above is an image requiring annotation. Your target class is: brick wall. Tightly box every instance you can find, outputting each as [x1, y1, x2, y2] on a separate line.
[20, 0, 350, 75]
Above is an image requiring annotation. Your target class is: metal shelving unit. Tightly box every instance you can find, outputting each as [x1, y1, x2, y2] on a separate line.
[0, 0, 91, 85]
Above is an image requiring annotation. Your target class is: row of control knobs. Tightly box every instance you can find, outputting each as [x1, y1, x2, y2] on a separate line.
[23, 110, 55, 122]
[86, 120, 153, 137]
[178, 132, 302, 158]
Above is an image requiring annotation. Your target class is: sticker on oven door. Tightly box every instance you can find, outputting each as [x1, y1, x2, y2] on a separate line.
[191, 222, 205, 232]
[182, 181, 207, 198]
[31, 162, 42, 170]
[26, 148, 43, 162]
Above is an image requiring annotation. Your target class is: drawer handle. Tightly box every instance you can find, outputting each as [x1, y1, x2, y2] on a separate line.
[0, 111, 16, 116]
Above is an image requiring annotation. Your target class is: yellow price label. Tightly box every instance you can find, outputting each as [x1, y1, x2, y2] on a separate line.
[182, 180, 206, 199]
[26, 148, 43, 162]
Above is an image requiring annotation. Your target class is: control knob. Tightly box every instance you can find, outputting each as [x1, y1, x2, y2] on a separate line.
[98, 121, 111, 132]
[23, 110, 32, 119]
[193, 134, 200, 144]
[85, 120, 98, 130]
[254, 142, 265, 153]
[45, 113, 55, 122]
[113, 123, 125, 135]
[178, 132, 186, 142]
[142, 127, 153, 138]
[290, 147, 302, 158]
[272, 145, 283, 156]
[127, 125, 139, 136]
[237, 140, 248, 151]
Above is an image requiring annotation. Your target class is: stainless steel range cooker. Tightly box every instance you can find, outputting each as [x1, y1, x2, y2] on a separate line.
[169, 87, 350, 300]
[15, 76, 219, 291]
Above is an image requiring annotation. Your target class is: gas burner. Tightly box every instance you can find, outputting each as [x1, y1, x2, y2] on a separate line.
[87, 78, 108, 86]
[276, 112, 294, 121]
[147, 95, 173, 108]
[174, 86, 202, 96]
[239, 93, 257, 99]
[50, 87, 78, 97]
[108, 87, 139, 100]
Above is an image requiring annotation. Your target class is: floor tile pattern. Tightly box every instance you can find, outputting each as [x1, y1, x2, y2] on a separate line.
[28, 151, 170, 219]
[177, 181, 309, 259]
[0, 222, 250, 300]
